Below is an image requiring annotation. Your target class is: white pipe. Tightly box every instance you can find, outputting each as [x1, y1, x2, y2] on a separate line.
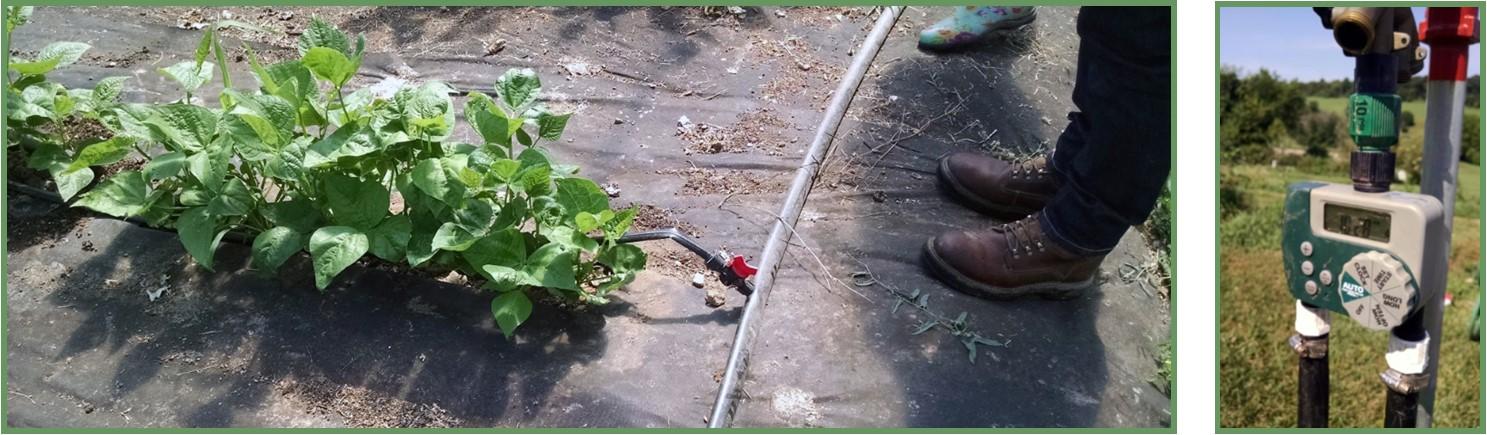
[706, 6, 904, 427]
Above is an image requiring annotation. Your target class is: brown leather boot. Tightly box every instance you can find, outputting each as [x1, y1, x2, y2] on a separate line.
[937, 152, 1059, 220]
[923, 214, 1101, 300]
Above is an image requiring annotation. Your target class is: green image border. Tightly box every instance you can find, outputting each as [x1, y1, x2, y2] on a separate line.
[1, 1, 1178, 432]
[1214, 1, 1487, 433]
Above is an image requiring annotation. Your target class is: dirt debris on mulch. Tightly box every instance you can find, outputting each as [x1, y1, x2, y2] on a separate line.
[655, 167, 781, 197]
[274, 377, 462, 428]
[678, 109, 798, 155]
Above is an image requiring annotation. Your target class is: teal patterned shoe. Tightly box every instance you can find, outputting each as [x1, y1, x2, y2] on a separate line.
[918, 6, 1036, 51]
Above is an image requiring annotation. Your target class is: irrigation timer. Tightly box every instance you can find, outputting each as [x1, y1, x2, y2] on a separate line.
[1282, 182, 1445, 330]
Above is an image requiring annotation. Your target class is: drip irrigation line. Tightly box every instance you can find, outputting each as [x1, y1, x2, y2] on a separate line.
[706, 6, 903, 428]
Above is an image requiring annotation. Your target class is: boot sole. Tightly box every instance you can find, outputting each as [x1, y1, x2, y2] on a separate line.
[922, 238, 1092, 300]
[918, 10, 1038, 52]
[937, 157, 1042, 221]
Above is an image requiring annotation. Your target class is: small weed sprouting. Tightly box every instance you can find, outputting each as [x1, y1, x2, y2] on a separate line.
[5, 14, 645, 337]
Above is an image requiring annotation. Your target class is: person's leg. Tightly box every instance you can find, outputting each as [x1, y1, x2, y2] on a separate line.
[923, 7, 1170, 299]
[919, 6, 1036, 51]
[1041, 6, 1172, 256]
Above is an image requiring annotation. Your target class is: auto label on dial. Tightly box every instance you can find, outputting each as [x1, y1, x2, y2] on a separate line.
[1338, 251, 1416, 331]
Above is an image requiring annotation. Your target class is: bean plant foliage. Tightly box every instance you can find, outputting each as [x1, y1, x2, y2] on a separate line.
[5, 10, 646, 336]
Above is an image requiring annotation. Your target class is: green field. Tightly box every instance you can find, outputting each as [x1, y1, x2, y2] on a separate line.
[1309, 96, 1482, 120]
[1219, 161, 1483, 428]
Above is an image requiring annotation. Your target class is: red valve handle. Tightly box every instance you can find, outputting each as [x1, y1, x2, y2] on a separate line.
[728, 256, 758, 279]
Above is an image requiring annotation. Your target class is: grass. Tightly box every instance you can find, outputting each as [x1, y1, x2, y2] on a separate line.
[1219, 161, 1483, 428]
[1309, 96, 1481, 122]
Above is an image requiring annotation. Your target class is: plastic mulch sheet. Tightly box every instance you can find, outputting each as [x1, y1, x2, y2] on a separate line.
[5, 6, 1169, 428]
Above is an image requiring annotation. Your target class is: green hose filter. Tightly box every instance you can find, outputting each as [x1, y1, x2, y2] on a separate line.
[1348, 92, 1401, 150]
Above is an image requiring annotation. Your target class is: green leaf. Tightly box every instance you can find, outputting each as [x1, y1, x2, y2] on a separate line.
[186, 147, 228, 192]
[180, 186, 211, 206]
[496, 68, 541, 111]
[263, 199, 323, 234]
[453, 197, 497, 234]
[490, 291, 533, 338]
[303, 122, 377, 168]
[536, 112, 571, 141]
[410, 157, 467, 205]
[431, 222, 479, 252]
[491, 198, 528, 230]
[524, 243, 579, 291]
[252, 226, 304, 274]
[322, 173, 388, 231]
[75, 170, 150, 217]
[308, 226, 369, 290]
[396, 82, 456, 140]
[66, 136, 135, 172]
[405, 210, 441, 267]
[226, 92, 297, 147]
[469, 103, 513, 148]
[605, 207, 636, 240]
[597, 243, 647, 273]
[911, 320, 938, 335]
[207, 178, 254, 216]
[142, 152, 187, 180]
[553, 178, 609, 221]
[52, 167, 94, 202]
[144, 103, 218, 151]
[462, 228, 526, 276]
[297, 17, 351, 56]
[301, 46, 355, 87]
[177, 206, 227, 271]
[28, 143, 94, 201]
[9, 41, 89, 75]
[575, 212, 601, 233]
[366, 214, 412, 262]
[26, 143, 67, 171]
[102, 103, 159, 142]
[514, 128, 534, 147]
[257, 60, 316, 106]
[488, 158, 521, 182]
[159, 61, 215, 94]
[91, 76, 130, 108]
[194, 26, 215, 67]
[540, 225, 599, 254]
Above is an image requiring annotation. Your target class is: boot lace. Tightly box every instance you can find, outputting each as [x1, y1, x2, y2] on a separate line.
[1002, 216, 1046, 259]
[1008, 156, 1050, 181]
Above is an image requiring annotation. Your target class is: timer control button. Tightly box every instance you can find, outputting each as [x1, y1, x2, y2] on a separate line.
[1300, 241, 1314, 256]
[1301, 261, 1314, 276]
[1305, 280, 1319, 296]
[1319, 270, 1333, 286]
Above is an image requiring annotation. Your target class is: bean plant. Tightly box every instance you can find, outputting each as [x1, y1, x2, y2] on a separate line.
[5, 13, 646, 336]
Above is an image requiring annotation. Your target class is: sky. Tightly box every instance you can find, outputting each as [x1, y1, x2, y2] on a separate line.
[1219, 7, 1481, 81]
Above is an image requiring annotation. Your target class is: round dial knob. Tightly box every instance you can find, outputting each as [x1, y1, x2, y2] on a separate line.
[1337, 251, 1418, 330]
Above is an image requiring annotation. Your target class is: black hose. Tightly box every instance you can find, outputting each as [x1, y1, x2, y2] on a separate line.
[1384, 389, 1419, 427]
[1298, 346, 1330, 428]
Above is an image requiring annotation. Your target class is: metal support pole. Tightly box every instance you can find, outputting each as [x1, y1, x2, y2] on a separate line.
[1413, 6, 1478, 427]
[706, 6, 903, 427]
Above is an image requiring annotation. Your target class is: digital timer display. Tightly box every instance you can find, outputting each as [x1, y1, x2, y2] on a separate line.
[1323, 203, 1391, 243]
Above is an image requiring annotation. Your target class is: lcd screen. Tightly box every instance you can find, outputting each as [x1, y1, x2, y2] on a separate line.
[1323, 203, 1390, 243]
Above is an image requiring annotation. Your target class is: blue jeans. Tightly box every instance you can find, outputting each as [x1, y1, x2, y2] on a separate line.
[1040, 7, 1172, 256]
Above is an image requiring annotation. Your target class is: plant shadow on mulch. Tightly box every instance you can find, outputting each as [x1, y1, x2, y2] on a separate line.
[25, 217, 667, 427]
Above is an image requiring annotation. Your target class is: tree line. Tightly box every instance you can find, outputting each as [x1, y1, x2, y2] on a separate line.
[1220, 66, 1480, 177]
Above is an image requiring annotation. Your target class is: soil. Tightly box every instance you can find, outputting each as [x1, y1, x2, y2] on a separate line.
[679, 109, 800, 156]
[5, 196, 93, 253]
[274, 377, 462, 428]
[624, 203, 700, 238]
[655, 167, 784, 196]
